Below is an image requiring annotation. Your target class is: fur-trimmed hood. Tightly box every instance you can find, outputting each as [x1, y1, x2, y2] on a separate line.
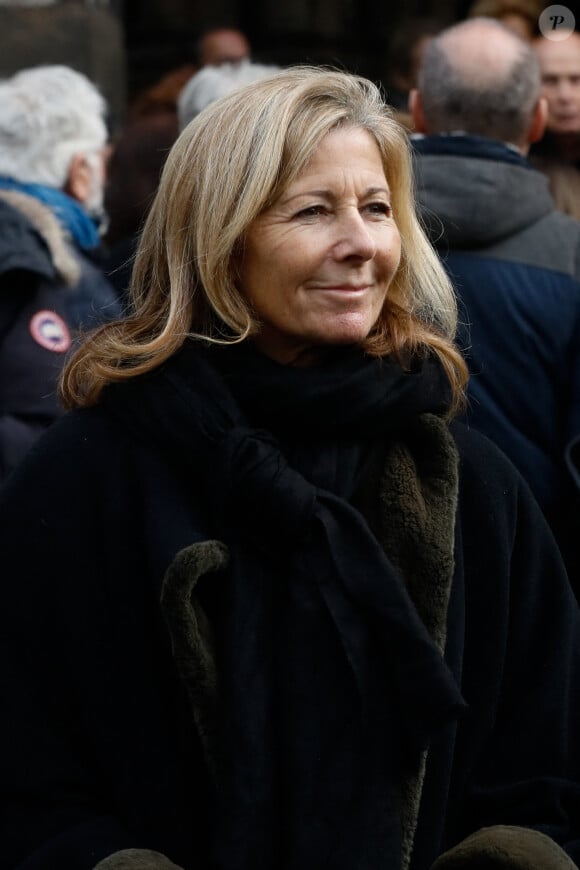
[411, 134, 553, 249]
[0, 189, 80, 286]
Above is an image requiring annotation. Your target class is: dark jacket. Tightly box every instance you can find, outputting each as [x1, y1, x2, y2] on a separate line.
[0, 387, 579, 870]
[412, 134, 580, 587]
[0, 190, 121, 483]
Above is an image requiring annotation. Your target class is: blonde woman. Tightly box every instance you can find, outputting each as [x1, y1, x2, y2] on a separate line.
[1, 68, 579, 870]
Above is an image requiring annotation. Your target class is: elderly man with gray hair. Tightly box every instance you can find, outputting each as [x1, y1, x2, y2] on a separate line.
[177, 60, 280, 129]
[0, 65, 121, 483]
[410, 17, 580, 595]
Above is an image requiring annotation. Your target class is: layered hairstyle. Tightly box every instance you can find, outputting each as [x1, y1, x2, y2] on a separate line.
[417, 18, 541, 143]
[61, 66, 467, 409]
[0, 65, 108, 190]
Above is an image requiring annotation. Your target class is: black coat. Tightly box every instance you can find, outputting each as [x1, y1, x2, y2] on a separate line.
[0, 389, 579, 870]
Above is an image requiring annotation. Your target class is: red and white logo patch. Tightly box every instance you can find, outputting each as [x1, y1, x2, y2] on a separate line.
[29, 310, 71, 353]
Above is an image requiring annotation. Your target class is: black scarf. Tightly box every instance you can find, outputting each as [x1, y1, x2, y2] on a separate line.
[103, 341, 466, 870]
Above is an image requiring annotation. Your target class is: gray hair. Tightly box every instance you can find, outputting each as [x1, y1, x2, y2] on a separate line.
[417, 18, 541, 142]
[0, 64, 108, 189]
[177, 60, 281, 129]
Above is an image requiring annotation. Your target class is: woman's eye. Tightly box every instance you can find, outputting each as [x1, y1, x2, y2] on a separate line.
[295, 205, 326, 219]
[365, 202, 392, 217]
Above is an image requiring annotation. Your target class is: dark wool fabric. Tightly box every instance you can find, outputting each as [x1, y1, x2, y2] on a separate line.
[102, 342, 465, 870]
[0, 345, 580, 870]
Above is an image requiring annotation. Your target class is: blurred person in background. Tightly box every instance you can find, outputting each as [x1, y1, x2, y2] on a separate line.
[410, 17, 580, 594]
[127, 26, 252, 121]
[196, 26, 251, 67]
[177, 59, 281, 129]
[532, 31, 580, 218]
[103, 113, 179, 306]
[0, 64, 121, 483]
[383, 16, 445, 115]
[465, 0, 543, 40]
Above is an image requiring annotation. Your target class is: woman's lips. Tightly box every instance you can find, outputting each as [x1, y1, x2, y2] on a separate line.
[314, 284, 371, 292]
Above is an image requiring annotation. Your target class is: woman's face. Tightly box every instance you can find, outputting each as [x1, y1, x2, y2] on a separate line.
[237, 126, 402, 365]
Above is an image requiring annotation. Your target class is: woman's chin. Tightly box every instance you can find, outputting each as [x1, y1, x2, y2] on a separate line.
[252, 318, 377, 366]
[314, 324, 374, 347]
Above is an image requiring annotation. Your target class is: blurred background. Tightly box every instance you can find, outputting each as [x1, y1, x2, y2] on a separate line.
[0, 0, 483, 132]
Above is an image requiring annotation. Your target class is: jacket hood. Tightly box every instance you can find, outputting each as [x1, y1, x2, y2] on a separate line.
[0, 190, 80, 285]
[412, 135, 555, 249]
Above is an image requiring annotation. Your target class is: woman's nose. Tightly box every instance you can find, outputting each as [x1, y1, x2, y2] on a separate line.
[332, 209, 376, 261]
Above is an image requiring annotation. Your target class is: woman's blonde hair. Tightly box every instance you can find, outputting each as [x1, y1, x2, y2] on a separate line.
[61, 66, 467, 409]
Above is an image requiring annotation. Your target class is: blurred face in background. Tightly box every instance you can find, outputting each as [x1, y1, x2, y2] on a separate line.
[199, 29, 250, 67]
[535, 34, 580, 135]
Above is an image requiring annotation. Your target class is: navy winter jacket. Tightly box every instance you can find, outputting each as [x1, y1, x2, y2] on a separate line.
[0, 191, 121, 483]
[413, 134, 580, 588]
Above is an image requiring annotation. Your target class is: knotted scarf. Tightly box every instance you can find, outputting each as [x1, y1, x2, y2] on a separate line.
[103, 341, 466, 870]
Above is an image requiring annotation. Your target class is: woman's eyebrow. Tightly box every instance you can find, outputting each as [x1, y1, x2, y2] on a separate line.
[280, 185, 391, 205]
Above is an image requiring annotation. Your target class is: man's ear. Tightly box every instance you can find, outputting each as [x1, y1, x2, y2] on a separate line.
[527, 97, 548, 145]
[409, 89, 428, 134]
[64, 153, 92, 205]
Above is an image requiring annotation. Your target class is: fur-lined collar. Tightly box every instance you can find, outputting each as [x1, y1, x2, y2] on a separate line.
[0, 189, 80, 286]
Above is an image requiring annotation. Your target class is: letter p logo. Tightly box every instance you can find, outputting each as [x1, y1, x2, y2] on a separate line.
[539, 5, 576, 40]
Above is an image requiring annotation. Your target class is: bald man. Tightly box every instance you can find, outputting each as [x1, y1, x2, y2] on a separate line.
[411, 17, 580, 593]
[197, 27, 251, 67]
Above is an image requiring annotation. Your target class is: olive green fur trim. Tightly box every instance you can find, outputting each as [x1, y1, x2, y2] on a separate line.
[364, 413, 459, 870]
[92, 848, 184, 869]
[161, 415, 460, 866]
[431, 825, 578, 869]
[160, 539, 229, 780]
